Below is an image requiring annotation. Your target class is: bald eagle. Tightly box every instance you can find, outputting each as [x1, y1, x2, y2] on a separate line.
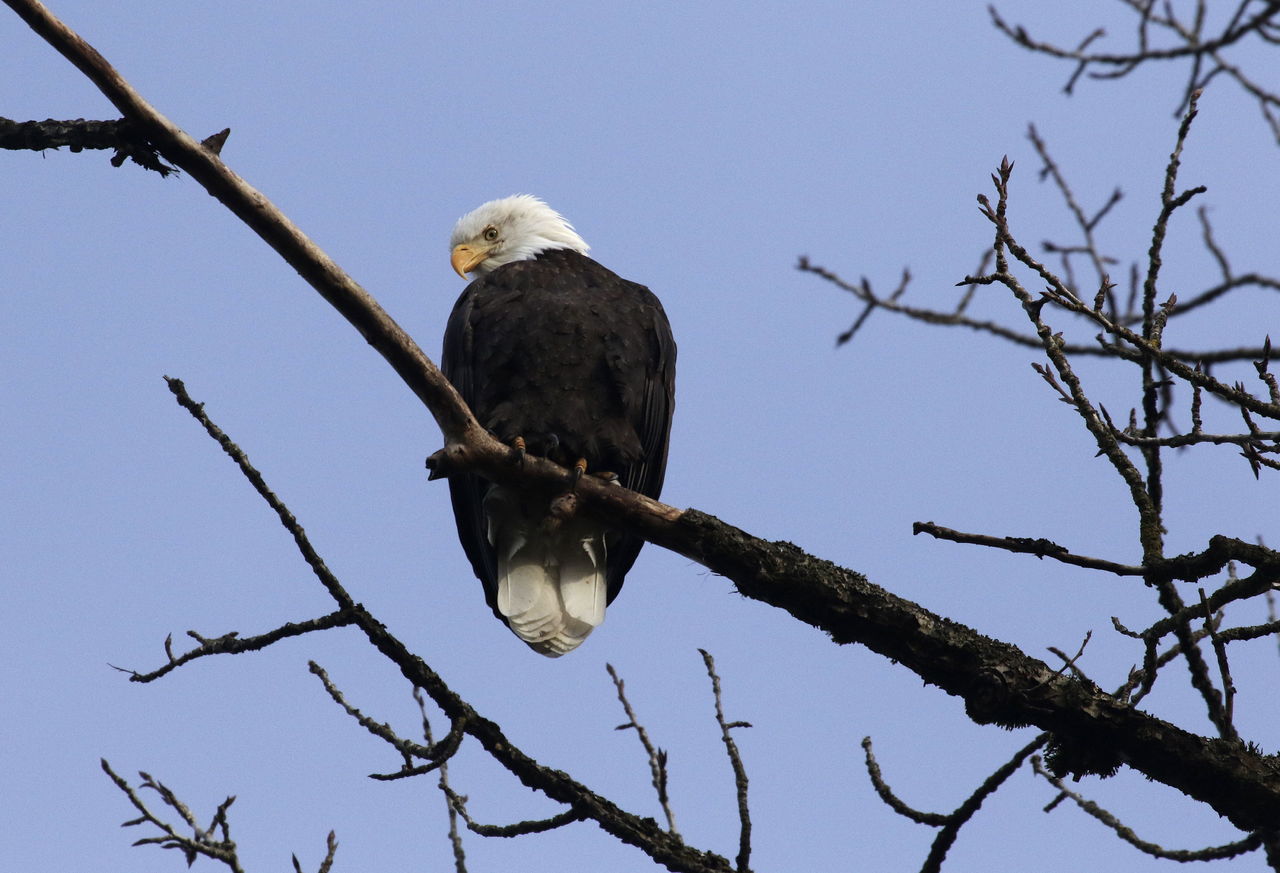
[442, 195, 676, 656]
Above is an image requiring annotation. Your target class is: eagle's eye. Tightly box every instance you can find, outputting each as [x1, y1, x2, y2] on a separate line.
[482, 226, 499, 242]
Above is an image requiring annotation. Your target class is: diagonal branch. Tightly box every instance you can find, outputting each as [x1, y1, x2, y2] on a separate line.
[12, 0, 1280, 836]
[3, 0, 476, 446]
[155, 378, 732, 872]
[117, 609, 356, 682]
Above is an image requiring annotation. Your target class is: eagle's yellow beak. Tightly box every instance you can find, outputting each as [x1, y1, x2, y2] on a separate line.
[451, 243, 491, 279]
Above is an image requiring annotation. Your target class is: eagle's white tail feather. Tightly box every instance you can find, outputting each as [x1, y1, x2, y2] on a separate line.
[496, 552, 562, 639]
[558, 525, 607, 629]
[488, 487, 609, 657]
[539, 616, 595, 656]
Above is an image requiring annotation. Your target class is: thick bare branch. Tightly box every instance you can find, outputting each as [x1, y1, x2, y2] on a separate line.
[0, 115, 178, 173]
[13, 0, 1280, 840]
[157, 318, 1280, 838]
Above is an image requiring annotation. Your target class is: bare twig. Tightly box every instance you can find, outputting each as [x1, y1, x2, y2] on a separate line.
[990, 2, 1280, 67]
[860, 737, 950, 827]
[991, 1, 1280, 133]
[700, 650, 752, 873]
[100, 759, 250, 873]
[805, 249, 1272, 361]
[1045, 631, 1095, 685]
[912, 521, 1145, 576]
[861, 734, 1048, 873]
[1198, 589, 1238, 740]
[158, 381, 735, 872]
[416, 688, 468, 873]
[1028, 123, 1117, 291]
[968, 158, 1165, 560]
[1032, 756, 1263, 862]
[442, 786, 587, 838]
[292, 831, 339, 873]
[116, 609, 355, 682]
[607, 663, 679, 835]
[308, 662, 466, 780]
[920, 735, 1047, 873]
[1216, 617, 1280, 644]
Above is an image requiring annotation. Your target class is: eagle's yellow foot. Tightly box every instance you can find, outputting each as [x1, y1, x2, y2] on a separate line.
[509, 435, 527, 466]
[545, 459, 590, 533]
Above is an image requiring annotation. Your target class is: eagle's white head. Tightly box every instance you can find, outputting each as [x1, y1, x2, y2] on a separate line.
[449, 195, 590, 279]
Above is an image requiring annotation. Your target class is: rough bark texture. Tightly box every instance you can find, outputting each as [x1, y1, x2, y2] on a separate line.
[663, 510, 1280, 833]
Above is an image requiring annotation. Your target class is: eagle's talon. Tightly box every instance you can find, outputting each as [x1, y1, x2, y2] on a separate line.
[570, 458, 588, 489]
[544, 491, 580, 532]
[510, 435, 527, 467]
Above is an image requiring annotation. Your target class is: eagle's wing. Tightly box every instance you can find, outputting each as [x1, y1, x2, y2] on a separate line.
[604, 280, 677, 602]
[441, 287, 500, 608]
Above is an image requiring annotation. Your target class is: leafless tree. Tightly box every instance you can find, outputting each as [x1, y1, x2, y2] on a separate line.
[4, 0, 1279, 870]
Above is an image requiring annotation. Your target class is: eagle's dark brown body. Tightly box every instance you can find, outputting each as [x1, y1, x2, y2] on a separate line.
[441, 248, 676, 620]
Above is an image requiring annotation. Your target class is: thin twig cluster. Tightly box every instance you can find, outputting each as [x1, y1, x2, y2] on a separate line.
[103, 377, 751, 872]
[992, 0, 1280, 141]
[807, 32, 1280, 868]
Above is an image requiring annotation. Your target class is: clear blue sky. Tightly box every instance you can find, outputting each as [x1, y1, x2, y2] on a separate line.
[3, 2, 1277, 870]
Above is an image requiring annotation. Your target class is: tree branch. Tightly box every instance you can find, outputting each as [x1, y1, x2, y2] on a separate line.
[699, 650, 751, 873]
[912, 521, 1146, 576]
[607, 663, 679, 836]
[12, 0, 1280, 839]
[0, 115, 179, 173]
[115, 609, 355, 682]
[1032, 755, 1265, 862]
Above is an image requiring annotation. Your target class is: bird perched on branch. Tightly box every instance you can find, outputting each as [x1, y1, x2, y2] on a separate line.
[441, 195, 676, 656]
